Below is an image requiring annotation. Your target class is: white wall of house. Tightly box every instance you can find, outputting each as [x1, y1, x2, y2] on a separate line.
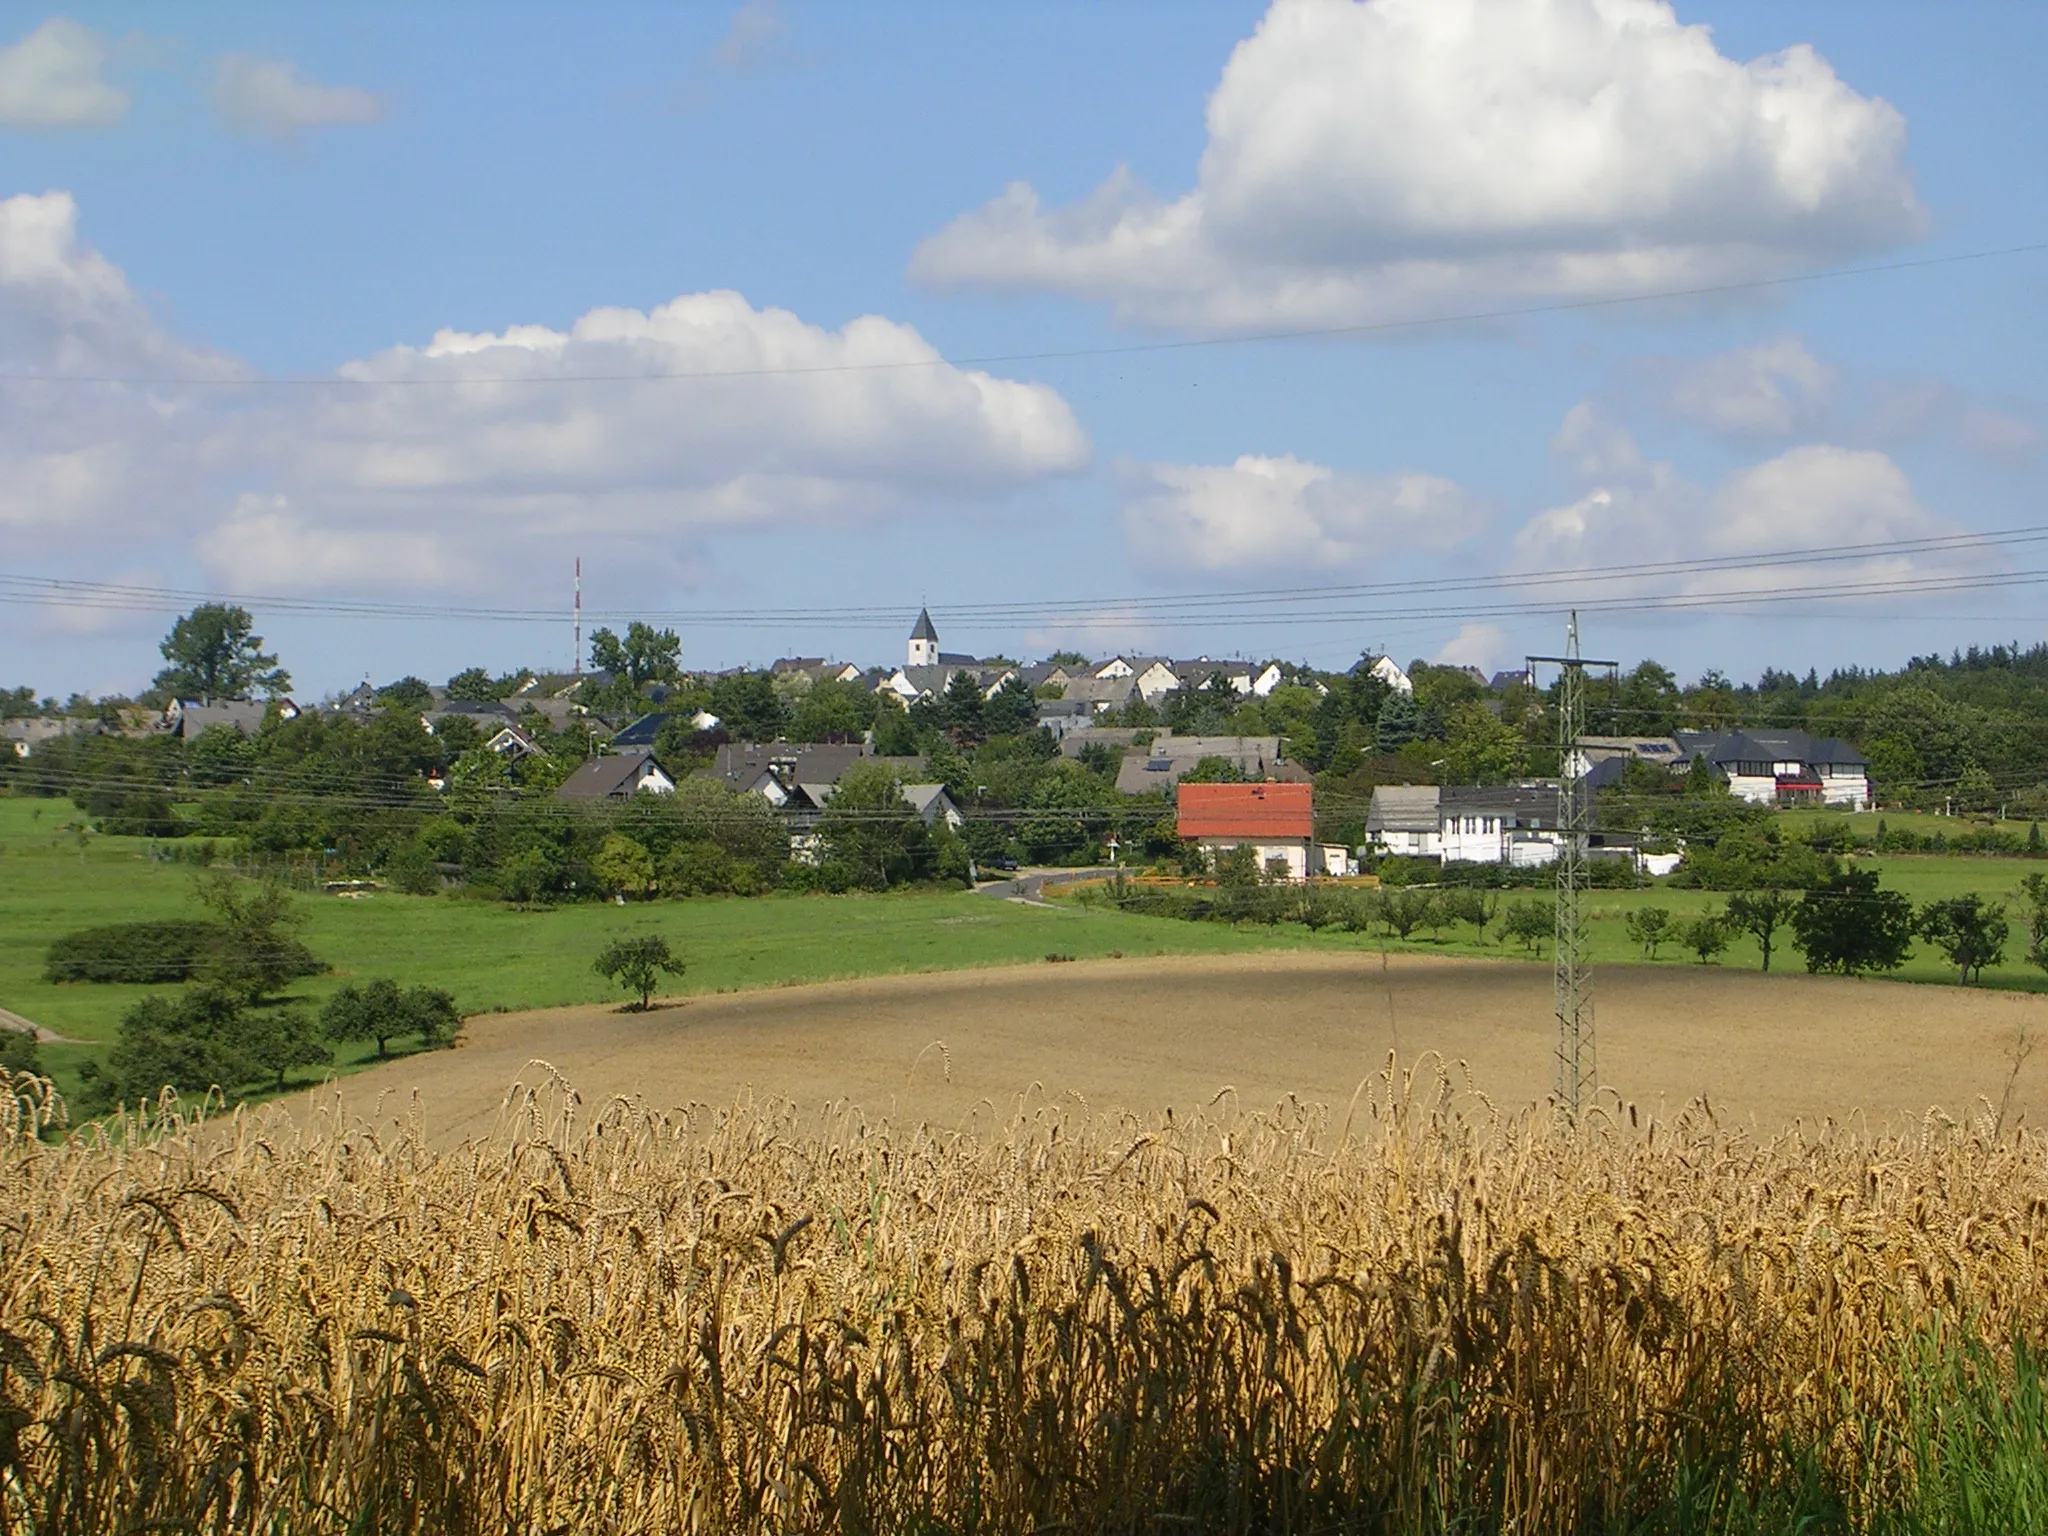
[1249, 663, 1284, 697]
[1135, 662, 1181, 701]
[1724, 773, 1779, 805]
[1507, 837, 1560, 868]
[1438, 812, 1511, 864]
[1197, 836, 1310, 882]
[1369, 657, 1414, 696]
[635, 762, 676, 794]
[1821, 767, 1872, 809]
[1095, 657, 1134, 680]
[1372, 828, 1439, 858]
[1319, 845, 1356, 877]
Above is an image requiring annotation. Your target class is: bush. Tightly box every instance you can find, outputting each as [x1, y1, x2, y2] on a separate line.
[44, 920, 224, 985]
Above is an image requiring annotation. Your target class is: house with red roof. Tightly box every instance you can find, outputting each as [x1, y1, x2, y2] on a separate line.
[1176, 781, 1317, 882]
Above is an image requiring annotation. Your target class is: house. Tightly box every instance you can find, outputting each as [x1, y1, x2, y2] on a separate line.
[1364, 786, 1443, 858]
[1565, 735, 1687, 779]
[330, 681, 379, 717]
[1055, 726, 1153, 759]
[1178, 782, 1317, 882]
[703, 741, 925, 806]
[1035, 700, 1096, 740]
[1671, 729, 1872, 809]
[3, 717, 95, 757]
[423, 700, 519, 734]
[169, 699, 282, 739]
[901, 783, 965, 831]
[1046, 675, 1139, 714]
[482, 724, 546, 762]
[1488, 668, 1533, 692]
[877, 662, 1018, 705]
[610, 710, 722, 750]
[1437, 786, 1565, 867]
[1114, 735, 1300, 796]
[554, 751, 676, 802]
[1364, 656, 1414, 696]
[772, 658, 863, 685]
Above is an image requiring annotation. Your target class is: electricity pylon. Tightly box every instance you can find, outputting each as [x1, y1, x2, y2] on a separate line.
[1527, 612, 1615, 1118]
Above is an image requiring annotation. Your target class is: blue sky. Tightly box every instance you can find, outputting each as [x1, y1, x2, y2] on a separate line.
[0, 0, 2043, 699]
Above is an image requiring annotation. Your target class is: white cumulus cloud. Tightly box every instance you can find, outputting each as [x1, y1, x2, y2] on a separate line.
[0, 190, 1091, 596]
[1646, 336, 1835, 440]
[1434, 622, 1509, 672]
[912, 0, 1923, 331]
[0, 18, 126, 129]
[212, 54, 385, 139]
[1121, 453, 1484, 576]
[1516, 402, 1957, 601]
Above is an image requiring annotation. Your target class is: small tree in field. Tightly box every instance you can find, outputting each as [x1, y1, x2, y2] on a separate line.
[1624, 906, 1674, 959]
[1917, 893, 2009, 985]
[1678, 910, 1732, 964]
[322, 979, 461, 1059]
[595, 935, 685, 1011]
[1725, 889, 1793, 972]
[1499, 899, 1552, 955]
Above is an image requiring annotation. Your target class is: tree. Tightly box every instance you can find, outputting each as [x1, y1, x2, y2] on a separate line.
[446, 666, 504, 702]
[1624, 906, 1674, 959]
[1499, 899, 1553, 954]
[1790, 869, 1915, 977]
[1917, 893, 2009, 985]
[2016, 873, 2048, 969]
[1678, 909, 1732, 964]
[1374, 690, 1425, 753]
[819, 763, 931, 888]
[1683, 753, 1721, 798]
[321, 978, 461, 1058]
[939, 668, 987, 744]
[589, 621, 683, 686]
[1379, 888, 1437, 940]
[983, 676, 1039, 738]
[591, 833, 656, 899]
[377, 675, 434, 712]
[153, 603, 290, 702]
[240, 1006, 331, 1090]
[193, 873, 325, 1001]
[708, 671, 787, 744]
[80, 987, 251, 1110]
[594, 934, 685, 1011]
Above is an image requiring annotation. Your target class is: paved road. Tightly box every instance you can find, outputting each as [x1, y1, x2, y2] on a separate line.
[975, 866, 1120, 905]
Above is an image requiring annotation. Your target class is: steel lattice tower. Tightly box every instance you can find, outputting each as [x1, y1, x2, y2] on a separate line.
[1528, 613, 1614, 1118]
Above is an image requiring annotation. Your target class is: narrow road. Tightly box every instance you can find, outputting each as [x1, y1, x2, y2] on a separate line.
[0, 1007, 83, 1045]
[975, 867, 1121, 906]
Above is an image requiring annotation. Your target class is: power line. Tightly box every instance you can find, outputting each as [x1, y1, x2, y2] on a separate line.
[1, 242, 2042, 389]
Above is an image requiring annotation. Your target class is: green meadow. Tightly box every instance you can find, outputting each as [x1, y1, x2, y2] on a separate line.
[5, 793, 2045, 1103]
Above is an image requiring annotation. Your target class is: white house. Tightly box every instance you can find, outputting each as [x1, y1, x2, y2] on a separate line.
[1671, 729, 1872, 810]
[554, 751, 676, 802]
[1366, 656, 1414, 696]
[1364, 786, 1442, 858]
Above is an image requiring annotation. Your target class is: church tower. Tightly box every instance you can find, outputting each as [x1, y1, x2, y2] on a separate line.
[908, 608, 939, 667]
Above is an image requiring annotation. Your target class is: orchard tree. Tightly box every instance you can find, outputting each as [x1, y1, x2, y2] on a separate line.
[153, 604, 290, 702]
[594, 934, 685, 1011]
[819, 763, 930, 888]
[1728, 888, 1794, 974]
[1917, 893, 2009, 985]
[1790, 869, 1915, 977]
[321, 978, 460, 1058]
[1624, 906, 1674, 959]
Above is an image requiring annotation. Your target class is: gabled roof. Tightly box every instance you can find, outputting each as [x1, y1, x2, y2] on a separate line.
[911, 607, 938, 642]
[555, 751, 670, 800]
[1675, 728, 1869, 770]
[1177, 782, 1314, 840]
[1365, 785, 1441, 833]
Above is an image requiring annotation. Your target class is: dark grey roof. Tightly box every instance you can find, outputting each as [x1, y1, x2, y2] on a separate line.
[1676, 729, 1869, 771]
[555, 751, 669, 801]
[910, 607, 938, 642]
[1365, 785, 1440, 833]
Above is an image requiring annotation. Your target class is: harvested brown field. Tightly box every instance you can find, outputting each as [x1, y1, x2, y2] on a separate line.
[4, 1059, 2048, 1533]
[312, 952, 2048, 1143]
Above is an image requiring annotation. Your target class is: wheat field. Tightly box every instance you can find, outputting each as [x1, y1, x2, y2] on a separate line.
[3, 1063, 2047, 1534]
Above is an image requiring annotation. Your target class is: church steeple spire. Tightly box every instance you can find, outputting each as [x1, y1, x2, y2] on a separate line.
[908, 607, 938, 666]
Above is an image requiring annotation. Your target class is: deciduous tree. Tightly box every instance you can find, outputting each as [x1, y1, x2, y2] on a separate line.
[594, 934, 685, 1011]
[153, 603, 290, 701]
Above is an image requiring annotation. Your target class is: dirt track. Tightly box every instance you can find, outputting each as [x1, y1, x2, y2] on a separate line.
[293, 952, 2048, 1144]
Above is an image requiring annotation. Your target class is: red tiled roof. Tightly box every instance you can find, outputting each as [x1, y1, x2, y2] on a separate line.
[1176, 781, 1314, 840]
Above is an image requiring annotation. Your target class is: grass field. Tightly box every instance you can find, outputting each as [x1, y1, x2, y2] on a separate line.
[0, 797, 1320, 1095]
[8, 792, 2048, 1104]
